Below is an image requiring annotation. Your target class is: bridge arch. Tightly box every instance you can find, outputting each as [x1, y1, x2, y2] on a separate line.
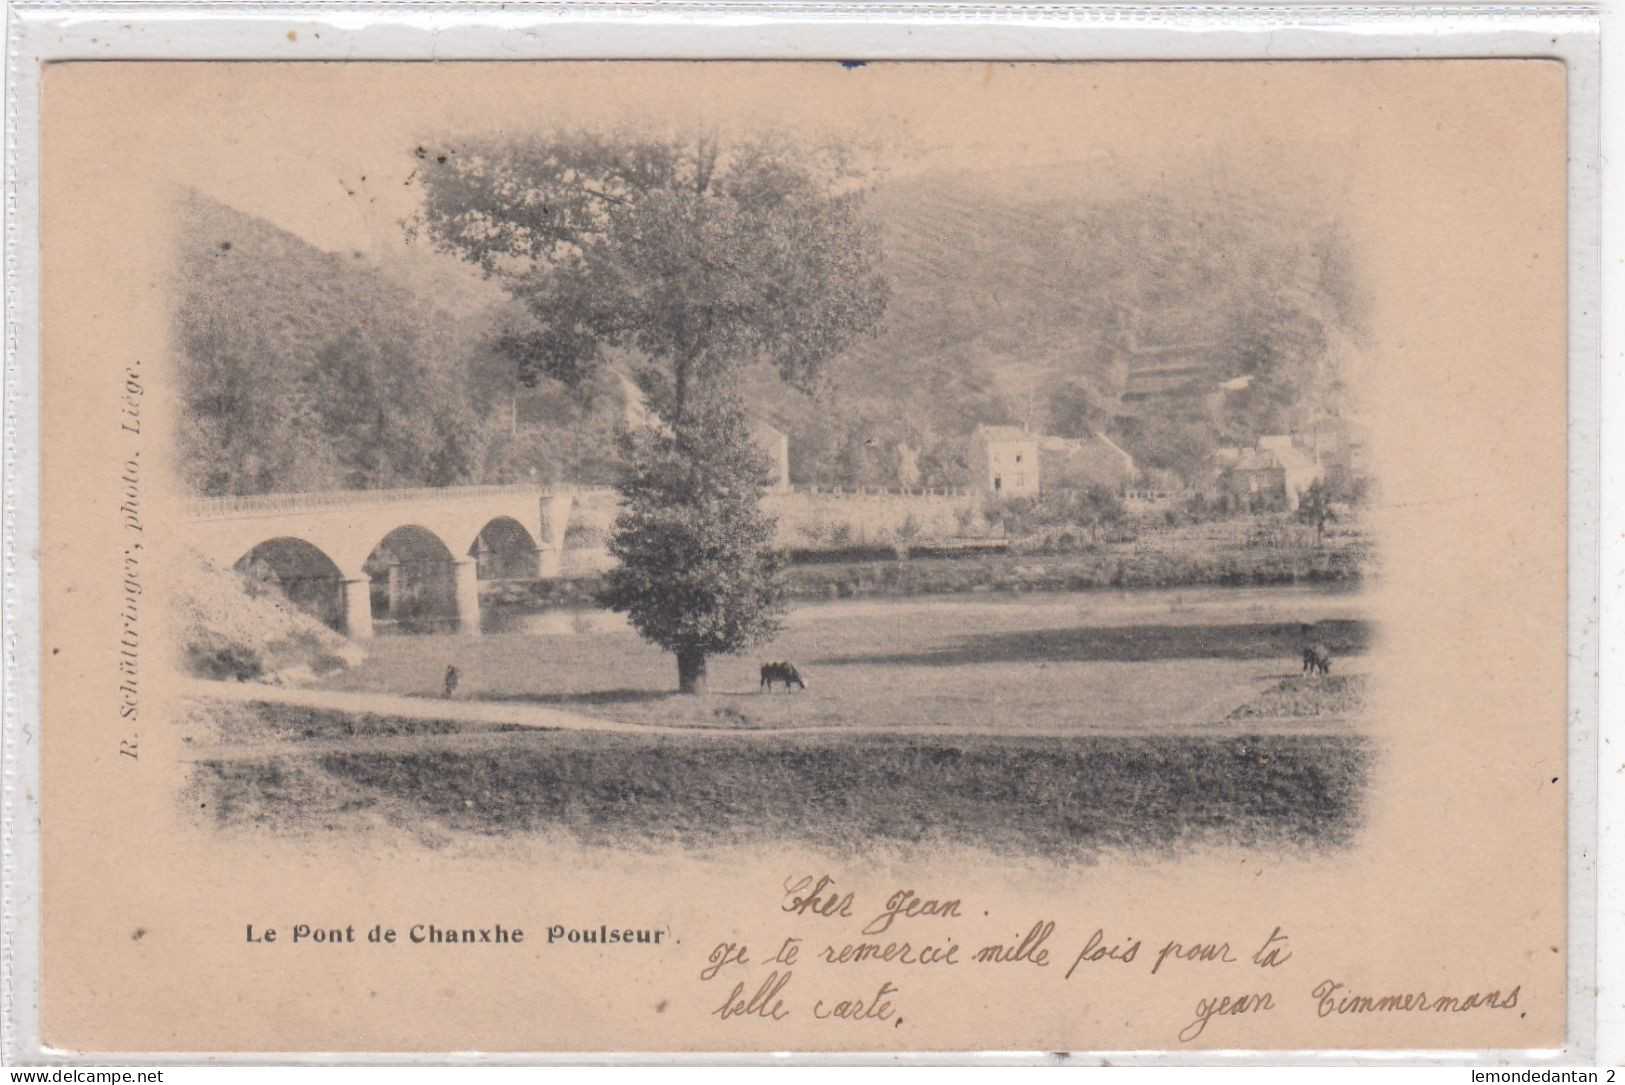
[184, 484, 584, 637]
[362, 524, 477, 634]
[233, 537, 348, 633]
[470, 516, 542, 580]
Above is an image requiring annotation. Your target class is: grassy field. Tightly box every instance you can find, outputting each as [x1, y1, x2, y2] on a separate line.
[188, 584, 1375, 856]
[187, 708, 1371, 859]
[324, 585, 1370, 734]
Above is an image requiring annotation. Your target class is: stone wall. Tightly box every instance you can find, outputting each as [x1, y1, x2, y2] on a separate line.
[765, 488, 986, 546]
[557, 486, 989, 574]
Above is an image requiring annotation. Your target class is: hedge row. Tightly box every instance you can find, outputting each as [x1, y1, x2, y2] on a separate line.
[490, 542, 1371, 614]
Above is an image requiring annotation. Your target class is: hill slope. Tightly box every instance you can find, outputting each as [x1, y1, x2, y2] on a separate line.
[754, 166, 1366, 483]
[176, 164, 1366, 494]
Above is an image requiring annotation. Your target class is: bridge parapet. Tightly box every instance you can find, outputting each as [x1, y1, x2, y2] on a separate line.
[185, 483, 611, 521]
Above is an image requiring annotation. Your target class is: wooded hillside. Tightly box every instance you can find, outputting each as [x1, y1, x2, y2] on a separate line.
[175, 166, 1365, 496]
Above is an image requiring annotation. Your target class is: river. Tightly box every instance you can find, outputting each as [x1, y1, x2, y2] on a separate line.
[480, 581, 1366, 638]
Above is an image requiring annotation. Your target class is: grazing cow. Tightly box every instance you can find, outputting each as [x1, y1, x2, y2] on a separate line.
[1302, 645, 1332, 676]
[443, 664, 460, 699]
[760, 661, 807, 692]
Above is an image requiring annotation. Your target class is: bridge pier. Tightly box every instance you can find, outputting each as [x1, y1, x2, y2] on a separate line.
[536, 547, 561, 579]
[341, 578, 373, 639]
[387, 562, 406, 617]
[453, 559, 481, 635]
[537, 493, 574, 577]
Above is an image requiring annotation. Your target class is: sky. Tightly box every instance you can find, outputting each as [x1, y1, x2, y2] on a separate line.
[78, 60, 1370, 265]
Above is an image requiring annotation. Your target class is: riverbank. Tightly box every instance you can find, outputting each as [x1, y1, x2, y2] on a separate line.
[490, 514, 1372, 610]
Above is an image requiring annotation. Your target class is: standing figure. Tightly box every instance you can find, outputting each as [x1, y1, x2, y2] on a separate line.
[443, 664, 460, 699]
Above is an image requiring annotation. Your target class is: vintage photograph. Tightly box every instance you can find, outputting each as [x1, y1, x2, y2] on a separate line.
[33, 57, 1573, 1054]
[169, 78, 1377, 860]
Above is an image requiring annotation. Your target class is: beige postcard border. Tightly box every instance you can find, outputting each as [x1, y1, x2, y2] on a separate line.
[1, 1, 1606, 1066]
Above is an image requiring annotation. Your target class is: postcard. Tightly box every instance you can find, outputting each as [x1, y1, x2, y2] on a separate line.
[36, 59, 1568, 1053]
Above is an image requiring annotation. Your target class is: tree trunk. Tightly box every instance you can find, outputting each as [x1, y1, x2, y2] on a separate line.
[677, 648, 708, 694]
[672, 357, 691, 422]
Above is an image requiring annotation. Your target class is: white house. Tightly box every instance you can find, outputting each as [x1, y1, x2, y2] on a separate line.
[968, 425, 1040, 497]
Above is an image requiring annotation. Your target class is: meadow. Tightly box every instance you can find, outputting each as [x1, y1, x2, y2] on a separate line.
[183, 584, 1375, 857]
[323, 585, 1370, 735]
[188, 718, 1371, 859]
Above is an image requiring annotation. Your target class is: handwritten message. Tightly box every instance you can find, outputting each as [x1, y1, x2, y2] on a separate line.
[697, 874, 1521, 1043]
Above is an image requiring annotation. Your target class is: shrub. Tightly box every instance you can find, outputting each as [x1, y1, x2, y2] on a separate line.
[185, 644, 264, 682]
[785, 544, 901, 565]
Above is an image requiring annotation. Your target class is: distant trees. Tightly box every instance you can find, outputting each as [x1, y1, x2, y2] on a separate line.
[176, 194, 514, 497]
[780, 401, 969, 490]
[1123, 408, 1221, 486]
[983, 486, 1126, 545]
[1046, 375, 1123, 440]
[414, 130, 889, 690]
[178, 163, 1365, 503]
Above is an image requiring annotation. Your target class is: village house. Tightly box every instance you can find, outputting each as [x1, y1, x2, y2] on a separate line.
[1218, 435, 1324, 512]
[968, 424, 1040, 497]
[969, 425, 1137, 496]
[1037, 433, 1137, 492]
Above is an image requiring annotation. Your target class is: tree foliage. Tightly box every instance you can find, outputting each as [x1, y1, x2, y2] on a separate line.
[174, 193, 590, 497]
[1123, 407, 1222, 483]
[411, 130, 890, 417]
[1046, 374, 1125, 440]
[415, 129, 890, 689]
[1296, 479, 1338, 543]
[597, 398, 785, 693]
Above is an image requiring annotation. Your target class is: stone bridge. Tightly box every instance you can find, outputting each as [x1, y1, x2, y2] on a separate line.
[184, 485, 586, 638]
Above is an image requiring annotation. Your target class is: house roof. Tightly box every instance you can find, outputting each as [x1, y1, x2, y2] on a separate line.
[974, 424, 1035, 444]
[1093, 433, 1135, 465]
[1232, 444, 1319, 474]
[1038, 433, 1135, 467]
[1272, 444, 1319, 473]
[1233, 448, 1285, 472]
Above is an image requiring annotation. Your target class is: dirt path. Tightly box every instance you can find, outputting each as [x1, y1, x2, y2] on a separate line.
[181, 679, 668, 735]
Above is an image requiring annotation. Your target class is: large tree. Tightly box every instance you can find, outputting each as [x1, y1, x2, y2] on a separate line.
[413, 129, 888, 689]
[598, 397, 784, 693]
[411, 130, 888, 418]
